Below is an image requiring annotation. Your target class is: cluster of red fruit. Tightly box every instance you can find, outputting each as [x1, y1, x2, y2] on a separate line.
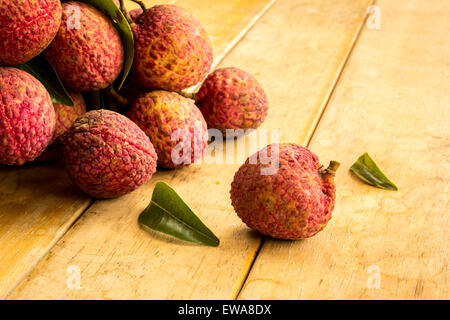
[0, 1, 269, 198]
[0, 1, 338, 240]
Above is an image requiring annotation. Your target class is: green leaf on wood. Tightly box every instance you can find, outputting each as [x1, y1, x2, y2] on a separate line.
[16, 55, 73, 106]
[139, 182, 220, 247]
[82, 0, 134, 89]
[350, 153, 398, 191]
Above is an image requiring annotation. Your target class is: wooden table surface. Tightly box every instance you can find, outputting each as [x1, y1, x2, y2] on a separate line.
[1, 0, 448, 300]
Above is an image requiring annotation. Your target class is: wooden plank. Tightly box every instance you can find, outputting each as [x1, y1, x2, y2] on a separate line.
[128, 0, 278, 64]
[239, 0, 450, 300]
[8, 0, 372, 299]
[0, 0, 275, 299]
[0, 165, 90, 299]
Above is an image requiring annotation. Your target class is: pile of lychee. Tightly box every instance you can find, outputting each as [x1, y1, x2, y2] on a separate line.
[0, 0, 338, 240]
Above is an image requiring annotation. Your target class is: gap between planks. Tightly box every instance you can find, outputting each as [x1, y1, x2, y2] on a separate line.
[7, 1, 371, 297]
[1, 199, 93, 299]
[2, 0, 278, 300]
[303, 0, 376, 147]
[233, 0, 376, 300]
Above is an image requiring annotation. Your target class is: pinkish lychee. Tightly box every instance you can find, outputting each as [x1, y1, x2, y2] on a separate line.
[0, 67, 56, 165]
[230, 143, 339, 240]
[62, 109, 157, 198]
[129, 8, 143, 21]
[36, 92, 87, 162]
[45, 1, 124, 92]
[0, 0, 62, 65]
[195, 67, 269, 134]
[131, 4, 213, 91]
[127, 91, 208, 169]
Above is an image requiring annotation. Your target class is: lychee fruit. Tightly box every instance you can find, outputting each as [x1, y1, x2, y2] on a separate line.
[45, 1, 124, 92]
[129, 8, 143, 22]
[37, 92, 87, 162]
[230, 143, 339, 240]
[131, 4, 213, 91]
[127, 91, 208, 169]
[0, 67, 56, 165]
[195, 67, 269, 134]
[0, 0, 62, 65]
[62, 109, 157, 198]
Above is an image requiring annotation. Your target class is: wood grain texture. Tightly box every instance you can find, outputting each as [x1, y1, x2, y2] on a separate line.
[0, 0, 275, 299]
[8, 0, 372, 299]
[0, 165, 90, 299]
[239, 0, 450, 300]
[129, 0, 276, 65]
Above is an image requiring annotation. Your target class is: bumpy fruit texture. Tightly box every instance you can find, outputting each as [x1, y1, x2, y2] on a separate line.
[132, 5, 213, 91]
[129, 8, 144, 22]
[0, 0, 62, 65]
[36, 92, 87, 162]
[230, 144, 339, 240]
[62, 110, 157, 198]
[196, 67, 269, 134]
[128, 91, 208, 169]
[0, 67, 56, 165]
[45, 2, 124, 92]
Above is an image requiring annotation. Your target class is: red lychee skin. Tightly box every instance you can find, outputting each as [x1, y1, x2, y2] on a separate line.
[195, 67, 269, 134]
[132, 5, 213, 91]
[127, 91, 208, 169]
[36, 92, 87, 162]
[129, 8, 143, 22]
[0, 0, 62, 65]
[0, 67, 56, 165]
[62, 110, 157, 198]
[230, 144, 339, 240]
[45, 2, 124, 92]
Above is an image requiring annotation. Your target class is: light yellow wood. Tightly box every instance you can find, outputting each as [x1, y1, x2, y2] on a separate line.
[0, 165, 90, 299]
[0, 0, 275, 299]
[129, 0, 278, 64]
[239, 0, 450, 300]
[8, 0, 372, 299]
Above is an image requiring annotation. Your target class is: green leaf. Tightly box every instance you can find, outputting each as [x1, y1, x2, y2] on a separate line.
[81, 0, 134, 89]
[16, 55, 73, 106]
[139, 182, 220, 247]
[350, 153, 398, 191]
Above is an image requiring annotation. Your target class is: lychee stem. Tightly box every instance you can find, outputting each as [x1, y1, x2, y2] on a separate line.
[106, 85, 130, 107]
[179, 91, 196, 100]
[119, 0, 133, 24]
[324, 161, 340, 176]
[130, 0, 147, 12]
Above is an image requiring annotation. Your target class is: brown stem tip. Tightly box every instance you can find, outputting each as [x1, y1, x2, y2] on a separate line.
[325, 160, 340, 176]
[106, 85, 130, 107]
[178, 91, 196, 100]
